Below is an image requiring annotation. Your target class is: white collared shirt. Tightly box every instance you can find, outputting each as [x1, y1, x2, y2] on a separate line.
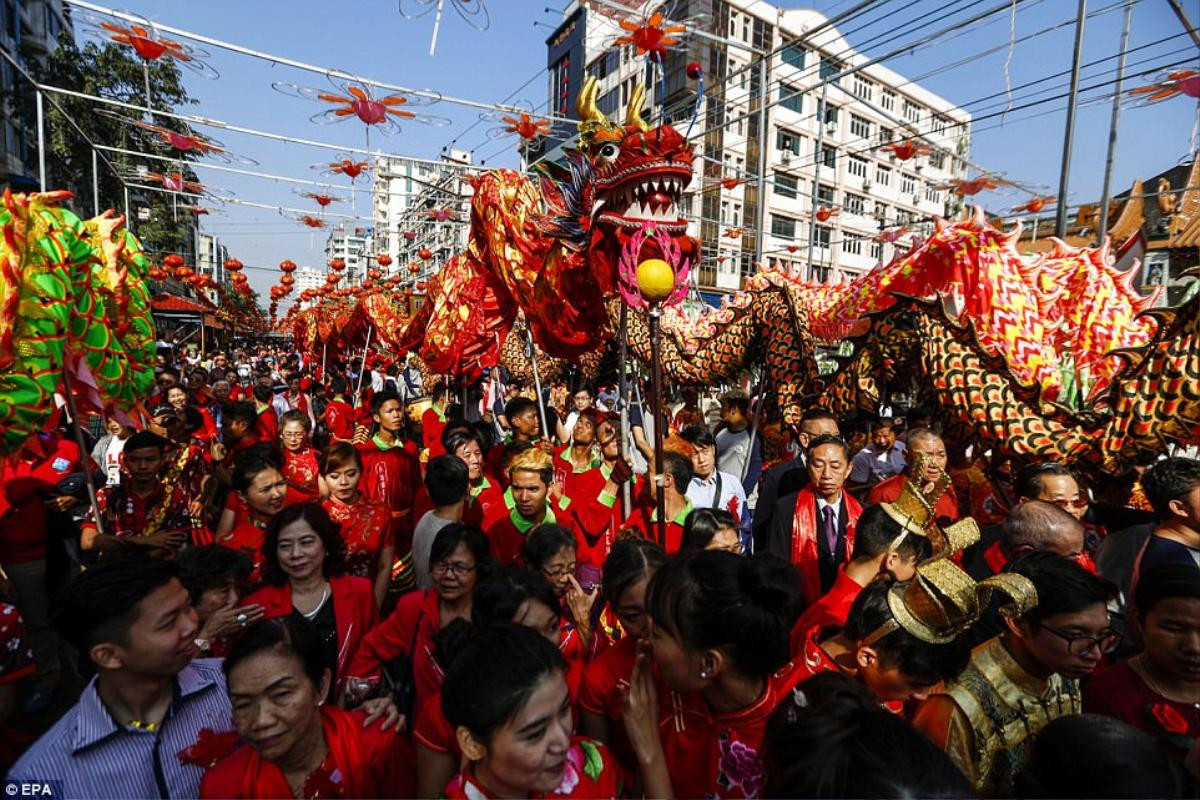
[816, 495, 841, 528]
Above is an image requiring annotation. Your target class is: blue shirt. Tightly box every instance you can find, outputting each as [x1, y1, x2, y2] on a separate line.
[849, 441, 907, 485]
[9, 659, 232, 799]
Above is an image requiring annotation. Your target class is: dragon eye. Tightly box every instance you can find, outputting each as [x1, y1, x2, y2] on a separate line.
[596, 142, 620, 162]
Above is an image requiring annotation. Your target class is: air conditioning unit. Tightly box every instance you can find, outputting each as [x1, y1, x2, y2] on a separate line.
[825, 120, 838, 135]
[888, 154, 897, 164]
[913, 194, 922, 205]
[862, 180, 872, 191]
[915, 165, 924, 174]
[781, 151, 792, 164]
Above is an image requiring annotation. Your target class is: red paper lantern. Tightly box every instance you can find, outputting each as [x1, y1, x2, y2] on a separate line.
[280, 274, 295, 286]
[377, 254, 393, 267]
[329, 258, 346, 271]
[403, 231, 417, 242]
[163, 254, 184, 267]
[408, 262, 420, 274]
[325, 273, 340, 285]
[224, 258, 243, 272]
[279, 260, 297, 274]
[175, 266, 194, 280]
[418, 248, 433, 261]
[686, 61, 702, 80]
[368, 268, 383, 280]
[148, 267, 166, 280]
[416, 281, 427, 291]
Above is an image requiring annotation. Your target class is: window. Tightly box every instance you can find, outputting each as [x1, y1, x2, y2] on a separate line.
[771, 215, 797, 239]
[875, 165, 891, 186]
[903, 99, 922, 123]
[878, 126, 893, 145]
[776, 129, 802, 156]
[815, 144, 836, 168]
[814, 225, 832, 249]
[819, 54, 842, 80]
[732, 203, 741, 226]
[779, 82, 802, 113]
[817, 183, 837, 204]
[900, 173, 916, 194]
[874, 201, 889, 221]
[843, 233, 863, 255]
[823, 104, 840, 125]
[870, 241, 882, 260]
[932, 115, 948, 135]
[774, 172, 798, 198]
[924, 185, 941, 204]
[848, 156, 868, 179]
[882, 89, 896, 111]
[852, 74, 874, 101]
[721, 200, 729, 224]
[781, 42, 805, 69]
[928, 151, 945, 170]
[844, 193, 866, 215]
[850, 114, 871, 140]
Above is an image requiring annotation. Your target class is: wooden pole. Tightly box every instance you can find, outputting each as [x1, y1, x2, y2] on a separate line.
[649, 307, 666, 547]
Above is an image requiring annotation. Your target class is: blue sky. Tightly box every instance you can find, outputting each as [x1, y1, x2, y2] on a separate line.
[77, 0, 1197, 298]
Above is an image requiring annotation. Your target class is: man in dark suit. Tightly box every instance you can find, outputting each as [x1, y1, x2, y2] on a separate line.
[752, 408, 839, 553]
[766, 434, 861, 605]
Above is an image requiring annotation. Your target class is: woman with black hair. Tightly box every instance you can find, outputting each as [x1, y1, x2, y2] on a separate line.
[217, 450, 288, 582]
[578, 536, 667, 780]
[412, 567, 570, 798]
[1084, 563, 1200, 761]
[762, 672, 972, 798]
[343, 523, 493, 723]
[521, 524, 598, 656]
[176, 545, 262, 658]
[242, 503, 376, 695]
[199, 618, 415, 798]
[623, 550, 804, 799]
[680, 508, 742, 554]
[439, 623, 620, 799]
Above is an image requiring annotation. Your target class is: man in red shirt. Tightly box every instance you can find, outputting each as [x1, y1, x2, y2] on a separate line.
[790, 505, 932, 651]
[421, 382, 450, 460]
[485, 448, 582, 565]
[620, 450, 695, 554]
[322, 375, 356, 443]
[869, 428, 958, 528]
[766, 435, 863, 605]
[358, 390, 421, 555]
[0, 432, 80, 710]
[251, 384, 279, 444]
[81, 431, 201, 556]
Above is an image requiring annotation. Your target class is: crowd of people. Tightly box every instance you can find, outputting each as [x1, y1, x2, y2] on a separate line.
[1, 341, 1198, 798]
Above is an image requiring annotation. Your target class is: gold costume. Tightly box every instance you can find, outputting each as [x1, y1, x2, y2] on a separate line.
[914, 636, 1081, 797]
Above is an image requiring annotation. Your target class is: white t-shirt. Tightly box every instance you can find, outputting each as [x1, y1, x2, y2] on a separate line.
[103, 436, 126, 485]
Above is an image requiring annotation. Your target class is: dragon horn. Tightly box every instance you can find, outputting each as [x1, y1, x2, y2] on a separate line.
[576, 75, 614, 146]
[626, 83, 650, 133]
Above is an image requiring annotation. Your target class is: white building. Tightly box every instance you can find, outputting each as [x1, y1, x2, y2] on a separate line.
[546, 1, 971, 293]
[196, 232, 228, 286]
[371, 149, 475, 285]
[324, 225, 372, 285]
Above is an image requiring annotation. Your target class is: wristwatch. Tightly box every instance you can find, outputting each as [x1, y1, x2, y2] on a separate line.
[194, 637, 212, 655]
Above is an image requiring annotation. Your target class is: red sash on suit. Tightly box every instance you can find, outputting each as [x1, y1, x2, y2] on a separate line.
[791, 486, 862, 605]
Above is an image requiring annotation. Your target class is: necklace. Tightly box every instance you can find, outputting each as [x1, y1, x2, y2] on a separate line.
[1132, 655, 1200, 706]
[296, 585, 330, 620]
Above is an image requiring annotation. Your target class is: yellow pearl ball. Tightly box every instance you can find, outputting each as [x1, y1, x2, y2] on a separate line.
[636, 259, 675, 301]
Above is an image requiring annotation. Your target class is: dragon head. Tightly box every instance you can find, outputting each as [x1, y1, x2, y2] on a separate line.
[538, 76, 697, 298]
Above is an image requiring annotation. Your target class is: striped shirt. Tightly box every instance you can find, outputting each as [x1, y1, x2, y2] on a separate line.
[9, 659, 233, 799]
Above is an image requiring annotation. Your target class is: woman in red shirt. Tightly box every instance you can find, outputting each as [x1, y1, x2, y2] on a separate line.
[320, 443, 395, 609]
[412, 568, 580, 798]
[278, 410, 321, 499]
[322, 375, 357, 444]
[342, 524, 493, 721]
[166, 383, 218, 442]
[623, 550, 805, 799]
[520, 524, 600, 660]
[243, 503, 377, 696]
[1083, 564, 1200, 761]
[578, 536, 667, 778]
[218, 452, 288, 583]
[198, 617, 415, 798]
[440, 623, 621, 799]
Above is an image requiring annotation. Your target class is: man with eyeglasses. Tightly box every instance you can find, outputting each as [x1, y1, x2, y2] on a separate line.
[914, 552, 1119, 796]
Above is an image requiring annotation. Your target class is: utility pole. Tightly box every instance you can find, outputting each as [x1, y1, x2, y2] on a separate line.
[1097, 0, 1133, 246]
[1054, 0, 1088, 239]
[806, 83, 829, 281]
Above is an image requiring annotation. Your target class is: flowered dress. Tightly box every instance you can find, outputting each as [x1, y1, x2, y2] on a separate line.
[442, 737, 619, 799]
[1083, 658, 1200, 761]
[322, 494, 394, 582]
[281, 446, 320, 498]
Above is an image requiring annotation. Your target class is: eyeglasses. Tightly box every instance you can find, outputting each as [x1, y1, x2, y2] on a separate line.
[542, 563, 577, 580]
[1047, 497, 1088, 510]
[431, 561, 475, 577]
[280, 432, 307, 439]
[1039, 624, 1120, 656]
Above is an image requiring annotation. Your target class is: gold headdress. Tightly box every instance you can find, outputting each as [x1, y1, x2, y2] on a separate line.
[863, 558, 1039, 645]
[576, 75, 623, 148]
[881, 452, 981, 560]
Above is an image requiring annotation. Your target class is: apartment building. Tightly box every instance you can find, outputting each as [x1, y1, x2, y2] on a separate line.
[371, 149, 474, 284]
[0, 0, 70, 191]
[324, 225, 372, 285]
[546, 0, 971, 292]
